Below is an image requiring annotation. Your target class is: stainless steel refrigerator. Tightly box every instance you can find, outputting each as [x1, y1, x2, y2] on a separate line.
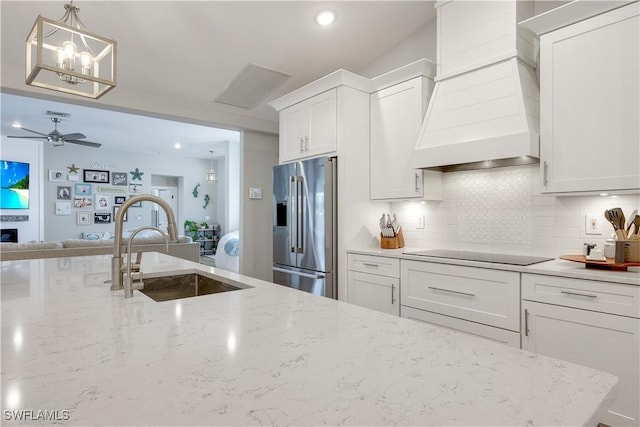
[272, 156, 337, 299]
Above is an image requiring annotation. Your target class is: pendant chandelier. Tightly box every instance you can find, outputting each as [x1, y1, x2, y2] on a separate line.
[26, 1, 117, 99]
[205, 151, 217, 183]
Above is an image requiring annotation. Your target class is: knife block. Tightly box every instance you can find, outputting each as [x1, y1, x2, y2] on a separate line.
[380, 228, 405, 249]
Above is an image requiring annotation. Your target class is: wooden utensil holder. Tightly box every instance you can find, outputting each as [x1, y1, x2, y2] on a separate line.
[380, 228, 405, 249]
[615, 239, 640, 263]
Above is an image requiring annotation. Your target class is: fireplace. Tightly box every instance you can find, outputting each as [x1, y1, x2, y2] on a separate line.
[1, 228, 18, 243]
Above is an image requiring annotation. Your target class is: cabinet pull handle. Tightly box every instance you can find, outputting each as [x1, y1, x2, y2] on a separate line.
[299, 137, 304, 153]
[524, 308, 529, 337]
[362, 262, 379, 268]
[543, 161, 549, 186]
[560, 290, 598, 298]
[415, 172, 420, 192]
[428, 286, 475, 297]
[391, 284, 396, 304]
[304, 136, 309, 152]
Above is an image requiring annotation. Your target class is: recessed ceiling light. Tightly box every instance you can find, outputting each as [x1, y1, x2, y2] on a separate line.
[174, 142, 181, 149]
[316, 10, 335, 26]
[12, 122, 22, 128]
[599, 193, 609, 196]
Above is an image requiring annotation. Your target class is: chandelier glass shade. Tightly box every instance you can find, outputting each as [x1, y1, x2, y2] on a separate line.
[25, 2, 117, 99]
[206, 151, 217, 183]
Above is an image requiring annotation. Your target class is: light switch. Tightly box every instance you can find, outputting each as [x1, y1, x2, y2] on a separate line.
[249, 188, 262, 199]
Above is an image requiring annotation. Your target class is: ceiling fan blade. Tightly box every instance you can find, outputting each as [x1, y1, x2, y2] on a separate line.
[7, 135, 48, 139]
[62, 132, 86, 140]
[65, 139, 102, 148]
[16, 127, 49, 137]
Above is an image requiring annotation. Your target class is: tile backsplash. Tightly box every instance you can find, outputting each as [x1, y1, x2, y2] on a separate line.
[391, 164, 640, 257]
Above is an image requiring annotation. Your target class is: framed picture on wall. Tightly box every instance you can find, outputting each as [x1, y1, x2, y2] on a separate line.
[94, 194, 110, 210]
[76, 211, 91, 225]
[74, 197, 92, 208]
[55, 202, 71, 215]
[111, 172, 128, 186]
[57, 186, 71, 200]
[75, 183, 92, 196]
[114, 196, 126, 205]
[49, 170, 64, 182]
[83, 169, 110, 183]
[94, 213, 111, 224]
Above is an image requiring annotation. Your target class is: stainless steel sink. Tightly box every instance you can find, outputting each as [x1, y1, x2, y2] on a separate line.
[140, 273, 249, 302]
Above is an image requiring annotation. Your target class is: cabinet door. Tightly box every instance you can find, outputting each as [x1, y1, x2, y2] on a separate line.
[522, 300, 639, 425]
[370, 77, 436, 200]
[279, 89, 337, 163]
[306, 89, 337, 158]
[540, 3, 639, 193]
[348, 270, 399, 316]
[279, 101, 308, 163]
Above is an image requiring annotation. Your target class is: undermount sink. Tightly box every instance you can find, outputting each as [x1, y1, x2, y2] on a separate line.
[140, 273, 250, 302]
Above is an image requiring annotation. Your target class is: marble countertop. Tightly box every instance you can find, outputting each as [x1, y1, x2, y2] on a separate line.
[1, 253, 618, 426]
[348, 247, 640, 286]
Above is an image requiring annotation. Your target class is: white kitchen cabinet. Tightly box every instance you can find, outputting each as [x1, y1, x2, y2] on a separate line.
[370, 75, 441, 200]
[539, 3, 640, 194]
[400, 260, 521, 347]
[347, 253, 400, 315]
[278, 89, 337, 163]
[522, 274, 639, 425]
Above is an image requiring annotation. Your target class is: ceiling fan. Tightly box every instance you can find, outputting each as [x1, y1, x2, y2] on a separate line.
[8, 117, 102, 148]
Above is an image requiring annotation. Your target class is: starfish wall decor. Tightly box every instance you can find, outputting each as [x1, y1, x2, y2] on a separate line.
[130, 168, 144, 181]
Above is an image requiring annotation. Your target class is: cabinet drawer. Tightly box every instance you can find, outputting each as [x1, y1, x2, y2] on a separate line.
[401, 260, 520, 331]
[522, 274, 640, 318]
[402, 306, 521, 348]
[347, 253, 400, 278]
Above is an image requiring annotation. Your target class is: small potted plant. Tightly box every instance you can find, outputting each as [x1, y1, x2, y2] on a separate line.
[184, 220, 199, 239]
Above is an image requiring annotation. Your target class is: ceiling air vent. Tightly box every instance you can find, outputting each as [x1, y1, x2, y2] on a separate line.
[215, 63, 290, 109]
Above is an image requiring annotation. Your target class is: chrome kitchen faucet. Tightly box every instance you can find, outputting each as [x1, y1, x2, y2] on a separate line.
[111, 194, 178, 294]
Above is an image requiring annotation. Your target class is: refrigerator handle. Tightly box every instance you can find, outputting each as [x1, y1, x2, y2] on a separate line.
[272, 266, 325, 279]
[297, 175, 304, 254]
[289, 176, 296, 253]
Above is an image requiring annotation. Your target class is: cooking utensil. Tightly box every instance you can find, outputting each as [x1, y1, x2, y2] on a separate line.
[628, 214, 640, 238]
[625, 209, 637, 231]
[604, 208, 627, 240]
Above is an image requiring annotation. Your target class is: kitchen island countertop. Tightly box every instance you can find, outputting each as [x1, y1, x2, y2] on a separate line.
[1, 253, 618, 426]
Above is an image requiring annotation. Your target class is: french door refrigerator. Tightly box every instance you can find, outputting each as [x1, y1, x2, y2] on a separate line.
[272, 156, 337, 299]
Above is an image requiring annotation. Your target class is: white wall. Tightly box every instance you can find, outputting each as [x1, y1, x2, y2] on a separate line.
[0, 138, 43, 242]
[391, 164, 640, 257]
[239, 131, 278, 281]
[358, 18, 437, 78]
[42, 143, 221, 241]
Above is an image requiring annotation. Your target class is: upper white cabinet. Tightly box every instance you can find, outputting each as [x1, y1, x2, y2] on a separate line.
[279, 89, 337, 163]
[539, 3, 640, 194]
[370, 62, 442, 200]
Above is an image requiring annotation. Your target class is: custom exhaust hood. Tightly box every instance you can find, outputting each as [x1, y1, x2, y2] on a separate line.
[413, 0, 540, 171]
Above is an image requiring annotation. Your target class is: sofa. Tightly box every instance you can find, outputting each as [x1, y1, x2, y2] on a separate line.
[0, 234, 200, 262]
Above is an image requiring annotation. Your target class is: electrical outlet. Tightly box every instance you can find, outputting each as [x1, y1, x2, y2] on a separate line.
[585, 214, 601, 235]
[417, 214, 425, 229]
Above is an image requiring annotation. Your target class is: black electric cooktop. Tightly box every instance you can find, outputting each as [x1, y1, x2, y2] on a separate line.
[404, 250, 554, 266]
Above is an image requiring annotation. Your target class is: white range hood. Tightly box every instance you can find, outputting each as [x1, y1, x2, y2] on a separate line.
[413, 0, 540, 171]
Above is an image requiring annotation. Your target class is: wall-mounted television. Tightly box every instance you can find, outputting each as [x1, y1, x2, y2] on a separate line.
[1, 160, 30, 209]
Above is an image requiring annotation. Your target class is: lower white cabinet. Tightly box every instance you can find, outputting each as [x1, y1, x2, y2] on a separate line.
[400, 260, 521, 348]
[348, 271, 399, 316]
[347, 253, 400, 315]
[522, 274, 640, 426]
